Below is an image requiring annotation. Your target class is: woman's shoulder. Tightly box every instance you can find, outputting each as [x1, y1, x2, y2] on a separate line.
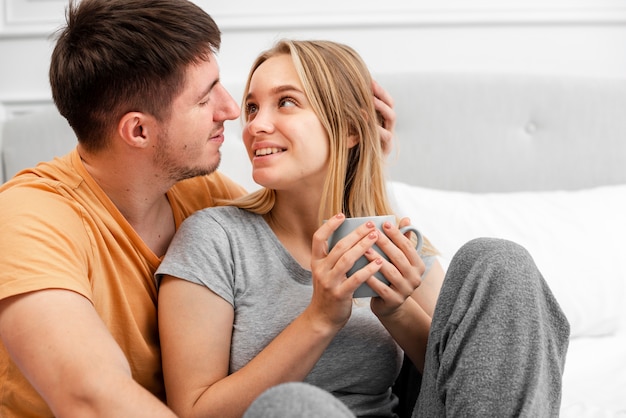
[184, 206, 263, 230]
[195, 205, 257, 219]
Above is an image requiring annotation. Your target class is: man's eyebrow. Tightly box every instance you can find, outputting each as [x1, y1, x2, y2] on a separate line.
[197, 78, 220, 102]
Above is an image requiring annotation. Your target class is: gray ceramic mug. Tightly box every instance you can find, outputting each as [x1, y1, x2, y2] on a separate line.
[328, 215, 423, 298]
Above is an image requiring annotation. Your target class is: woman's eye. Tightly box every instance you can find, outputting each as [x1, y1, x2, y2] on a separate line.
[246, 103, 258, 114]
[279, 97, 296, 108]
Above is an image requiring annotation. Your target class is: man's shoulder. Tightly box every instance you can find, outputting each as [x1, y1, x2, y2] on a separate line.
[0, 152, 80, 194]
[0, 161, 81, 211]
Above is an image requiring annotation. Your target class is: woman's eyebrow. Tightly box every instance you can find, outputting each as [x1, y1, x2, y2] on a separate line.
[245, 84, 302, 102]
[271, 84, 301, 95]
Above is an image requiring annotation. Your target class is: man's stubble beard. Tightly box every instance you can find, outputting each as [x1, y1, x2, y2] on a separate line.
[154, 131, 222, 182]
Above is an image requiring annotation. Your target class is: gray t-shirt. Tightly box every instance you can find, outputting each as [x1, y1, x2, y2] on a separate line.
[157, 206, 434, 417]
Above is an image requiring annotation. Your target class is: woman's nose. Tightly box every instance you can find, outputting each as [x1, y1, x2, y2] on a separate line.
[246, 109, 274, 136]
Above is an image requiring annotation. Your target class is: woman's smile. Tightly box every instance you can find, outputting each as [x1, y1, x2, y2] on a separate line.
[255, 147, 286, 157]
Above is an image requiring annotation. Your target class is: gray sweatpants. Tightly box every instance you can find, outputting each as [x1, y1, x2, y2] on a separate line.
[244, 238, 570, 418]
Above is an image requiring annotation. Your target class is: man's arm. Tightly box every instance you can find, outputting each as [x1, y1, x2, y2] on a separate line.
[0, 289, 176, 418]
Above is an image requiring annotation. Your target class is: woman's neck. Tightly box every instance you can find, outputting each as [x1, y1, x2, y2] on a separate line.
[264, 191, 322, 269]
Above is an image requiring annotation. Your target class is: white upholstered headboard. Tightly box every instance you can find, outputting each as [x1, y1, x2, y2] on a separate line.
[2, 73, 626, 192]
[376, 73, 626, 193]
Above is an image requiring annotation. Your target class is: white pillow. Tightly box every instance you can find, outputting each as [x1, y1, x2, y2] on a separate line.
[387, 181, 626, 339]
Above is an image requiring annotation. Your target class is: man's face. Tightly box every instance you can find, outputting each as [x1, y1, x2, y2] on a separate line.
[155, 54, 240, 181]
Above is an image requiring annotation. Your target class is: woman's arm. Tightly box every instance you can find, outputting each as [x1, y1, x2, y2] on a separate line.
[411, 259, 445, 317]
[158, 214, 383, 418]
[366, 221, 446, 372]
[159, 275, 346, 418]
[371, 262, 445, 372]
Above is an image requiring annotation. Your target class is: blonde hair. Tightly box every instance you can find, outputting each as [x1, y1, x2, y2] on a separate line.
[225, 40, 436, 254]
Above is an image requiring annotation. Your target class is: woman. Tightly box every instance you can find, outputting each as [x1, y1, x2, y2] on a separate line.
[157, 40, 569, 418]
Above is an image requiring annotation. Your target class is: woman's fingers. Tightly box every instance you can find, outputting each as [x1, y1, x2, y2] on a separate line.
[312, 214, 424, 302]
[311, 214, 382, 294]
[308, 215, 384, 328]
[365, 222, 424, 297]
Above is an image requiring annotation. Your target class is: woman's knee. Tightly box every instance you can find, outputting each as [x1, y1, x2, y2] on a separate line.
[439, 237, 549, 317]
[451, 238, 538, 285]
[243, 382, 354, 418]
[455, 237, 533, 268]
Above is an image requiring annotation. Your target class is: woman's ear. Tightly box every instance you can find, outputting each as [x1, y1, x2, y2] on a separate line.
[347, 107, 376, 149]
[118, 112, 153, 148]
[347, 134, 359, 149]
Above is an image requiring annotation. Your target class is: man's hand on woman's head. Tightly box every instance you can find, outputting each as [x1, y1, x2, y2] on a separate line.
[372, 80, 396, 156]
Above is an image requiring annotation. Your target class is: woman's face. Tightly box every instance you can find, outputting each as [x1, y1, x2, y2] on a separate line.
[243, 54, 330, 191]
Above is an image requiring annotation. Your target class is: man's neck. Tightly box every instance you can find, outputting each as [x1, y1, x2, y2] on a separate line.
[78, 146, 177, 256]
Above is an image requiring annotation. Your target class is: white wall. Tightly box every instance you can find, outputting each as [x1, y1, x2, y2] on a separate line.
[2, 0, 626, 121]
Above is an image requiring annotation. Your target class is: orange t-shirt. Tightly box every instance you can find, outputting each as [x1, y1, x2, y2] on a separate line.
[0, 149, 246, 417]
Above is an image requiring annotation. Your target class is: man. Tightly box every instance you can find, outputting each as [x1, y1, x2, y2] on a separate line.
[0, 0, 397, 416]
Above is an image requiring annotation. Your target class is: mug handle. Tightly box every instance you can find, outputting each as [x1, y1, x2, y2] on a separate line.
[399, 225, 423, 253]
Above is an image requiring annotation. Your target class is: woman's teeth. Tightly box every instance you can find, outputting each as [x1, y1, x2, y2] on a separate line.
[255, 147, 283, 156]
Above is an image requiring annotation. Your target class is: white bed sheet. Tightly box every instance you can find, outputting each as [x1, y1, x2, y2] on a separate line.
[560, 334, 626, 417]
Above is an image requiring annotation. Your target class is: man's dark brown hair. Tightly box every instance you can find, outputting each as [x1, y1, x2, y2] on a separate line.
[49, 0, 221, 151]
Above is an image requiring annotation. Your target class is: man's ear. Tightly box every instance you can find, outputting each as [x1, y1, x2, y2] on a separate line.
[118, 112, 154, 148]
